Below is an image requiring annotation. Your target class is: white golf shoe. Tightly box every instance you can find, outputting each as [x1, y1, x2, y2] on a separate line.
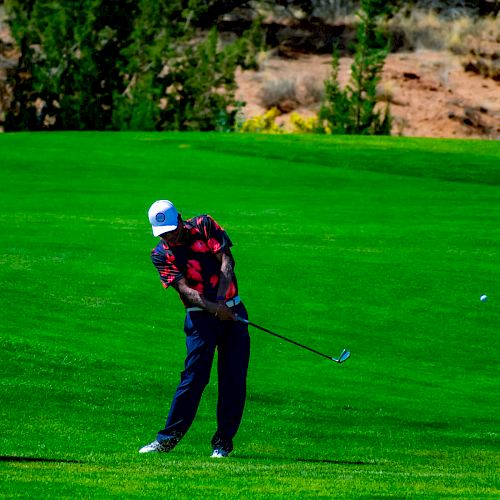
[139, 440, 175, 454]
[211, 448, 230, 458]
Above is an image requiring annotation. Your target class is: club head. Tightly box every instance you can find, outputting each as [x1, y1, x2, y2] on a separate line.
[332, 349, 350, 364]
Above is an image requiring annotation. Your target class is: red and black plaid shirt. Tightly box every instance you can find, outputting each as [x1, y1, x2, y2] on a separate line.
[151, 215, 238, 305]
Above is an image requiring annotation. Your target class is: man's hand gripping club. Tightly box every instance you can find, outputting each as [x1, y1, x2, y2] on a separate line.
[172, 249, 237, 321]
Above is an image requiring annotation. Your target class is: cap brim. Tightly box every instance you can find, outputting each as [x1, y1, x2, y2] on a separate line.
[152, 224, 178, 237]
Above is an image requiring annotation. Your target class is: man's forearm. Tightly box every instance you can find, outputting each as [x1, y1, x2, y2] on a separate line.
[175, 284, 217, 313]
[216, 252, 235, 300]
[178, 285, 234, 319]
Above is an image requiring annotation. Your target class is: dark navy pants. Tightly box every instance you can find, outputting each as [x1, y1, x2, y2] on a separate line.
[157, 302, 250, 452]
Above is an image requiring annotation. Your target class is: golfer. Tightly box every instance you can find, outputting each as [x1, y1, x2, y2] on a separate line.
[139, 200, 250, 458]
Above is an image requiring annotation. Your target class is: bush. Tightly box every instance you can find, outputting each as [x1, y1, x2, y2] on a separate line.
[300, 75, 325, 105]
[259, 78, 299, 113]
[290, 112, 326, 133]
[259, 74, 324, 114]
[237, 107, 284, 133]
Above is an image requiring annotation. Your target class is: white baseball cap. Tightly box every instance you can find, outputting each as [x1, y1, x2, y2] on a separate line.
[148, 200, 179, 237]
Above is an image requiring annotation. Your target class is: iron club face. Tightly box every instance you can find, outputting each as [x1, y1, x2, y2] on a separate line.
[332, 349, 350, 364]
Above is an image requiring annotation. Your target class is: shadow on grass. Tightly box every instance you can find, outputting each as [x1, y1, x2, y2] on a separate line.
[0, 455, 82, 464]
[235, 454, 375, 465]
[296, 458, 375, 465]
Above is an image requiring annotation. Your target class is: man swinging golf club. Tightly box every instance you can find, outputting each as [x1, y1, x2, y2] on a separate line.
[139, 200, 250, 458]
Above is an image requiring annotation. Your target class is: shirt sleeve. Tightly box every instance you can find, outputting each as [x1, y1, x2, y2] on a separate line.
[196, 215, 233, 254]
[151, 247, 183, 289]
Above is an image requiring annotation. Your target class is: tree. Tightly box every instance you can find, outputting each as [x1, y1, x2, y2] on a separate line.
[113, 1, 254, 131]
[4, 0, 138, 130]
[3, 0, 261, 131]
[318, 0, 392, 135]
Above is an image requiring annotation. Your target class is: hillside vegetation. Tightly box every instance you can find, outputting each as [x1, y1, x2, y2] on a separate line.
[1, 1, 499, 137]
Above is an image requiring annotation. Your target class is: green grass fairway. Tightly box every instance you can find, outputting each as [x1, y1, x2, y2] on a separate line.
[1, 132, 499, 498]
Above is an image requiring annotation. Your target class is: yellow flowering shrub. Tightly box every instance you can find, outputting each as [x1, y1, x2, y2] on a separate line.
[238, 109, 333, 134]
[238, 108, 284, 134]
[290, 113, 331, 134]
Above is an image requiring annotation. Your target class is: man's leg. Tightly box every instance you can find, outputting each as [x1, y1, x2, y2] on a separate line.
[211, 304, 250, 454]
[157, 312, 217, 446]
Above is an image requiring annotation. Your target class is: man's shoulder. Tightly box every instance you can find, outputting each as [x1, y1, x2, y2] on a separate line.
[185, 214, 218, 236]
[151, 241, 167, 258]
[186, 214, 213, 228]
[151, 242, 178, 268]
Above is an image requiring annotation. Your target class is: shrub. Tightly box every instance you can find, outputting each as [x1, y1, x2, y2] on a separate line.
[299, 75, 325, 105]
[259, 75, 324, 114]
[237, 107, 284, 133]
[387, 9, 499, 53]
[259, 78, 299, 113]
[290, 112, 327, 133]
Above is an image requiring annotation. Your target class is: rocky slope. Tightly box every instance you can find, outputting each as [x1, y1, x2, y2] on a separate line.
[235, 49, 500, 138]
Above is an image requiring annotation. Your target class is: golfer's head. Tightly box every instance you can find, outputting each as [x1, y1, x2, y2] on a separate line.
[148, 200, 180, 238]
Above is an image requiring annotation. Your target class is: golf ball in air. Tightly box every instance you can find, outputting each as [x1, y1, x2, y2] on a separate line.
[480, 294, 488, 302]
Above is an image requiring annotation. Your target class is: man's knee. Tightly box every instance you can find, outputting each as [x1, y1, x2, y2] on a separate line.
[179, 367, 211, 391]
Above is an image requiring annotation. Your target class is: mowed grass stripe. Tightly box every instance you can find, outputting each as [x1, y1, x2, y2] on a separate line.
[1, 132, 499, 497]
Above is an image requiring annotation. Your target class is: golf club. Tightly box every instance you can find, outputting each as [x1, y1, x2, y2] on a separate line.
[236, 316, 350, 364]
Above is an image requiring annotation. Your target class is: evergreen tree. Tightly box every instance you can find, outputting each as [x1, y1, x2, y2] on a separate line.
[113, 1, 248, 132]
[4, 0, 137, 130]
[319, 0, 392, 135]
[4, 0, 261, 131]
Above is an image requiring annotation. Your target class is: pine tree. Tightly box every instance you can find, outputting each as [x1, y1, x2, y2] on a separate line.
[113, 1, 245, 132]
[4, 0, 137, 130]
[319, 0, 392, 135]
[4, 0, 261, 131]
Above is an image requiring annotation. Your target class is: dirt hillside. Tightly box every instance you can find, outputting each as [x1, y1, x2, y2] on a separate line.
[235, 50, 500, 139]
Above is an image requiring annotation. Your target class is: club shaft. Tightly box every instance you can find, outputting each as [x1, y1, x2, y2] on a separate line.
[241, 318, 333, 360]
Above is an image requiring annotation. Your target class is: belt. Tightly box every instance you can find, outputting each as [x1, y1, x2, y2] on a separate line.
[186, 295, 241, 313]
